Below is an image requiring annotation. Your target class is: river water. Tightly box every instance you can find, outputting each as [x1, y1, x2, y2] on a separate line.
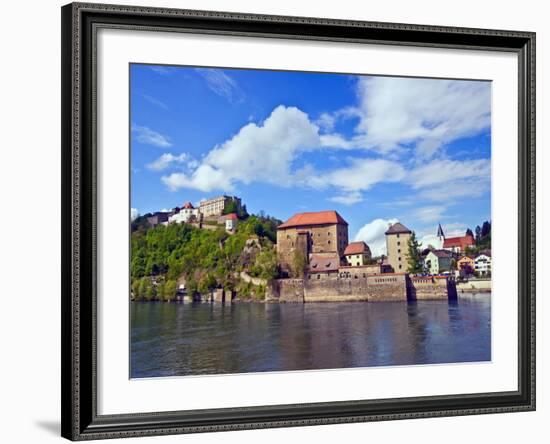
[130, 294, 491, 378]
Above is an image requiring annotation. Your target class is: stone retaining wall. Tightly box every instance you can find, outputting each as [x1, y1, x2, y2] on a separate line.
[409, 276, 456, 300]
[268, 273, 412, 302]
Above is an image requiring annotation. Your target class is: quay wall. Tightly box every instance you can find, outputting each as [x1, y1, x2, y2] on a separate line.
[268, 273, 411, 302]
[456, 278, 491, 293]
[409, 276, 457, 300]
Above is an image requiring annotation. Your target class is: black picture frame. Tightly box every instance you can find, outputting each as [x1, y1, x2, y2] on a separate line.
[61, 2, 536, 440]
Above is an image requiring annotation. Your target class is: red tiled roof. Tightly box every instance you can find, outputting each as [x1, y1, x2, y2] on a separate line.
[343, 241, 370, 256]
[182, 201, 194, 209]
[278, 210, 348, 229]
[224, 213, 238, 220]
[308, 253, 340, 272]
[443, 235, 475, 249]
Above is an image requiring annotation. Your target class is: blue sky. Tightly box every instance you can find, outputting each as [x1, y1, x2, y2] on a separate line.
[130, 64, 491, 256]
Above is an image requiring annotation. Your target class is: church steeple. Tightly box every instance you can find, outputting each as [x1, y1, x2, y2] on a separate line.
[437, 223, 445, 245]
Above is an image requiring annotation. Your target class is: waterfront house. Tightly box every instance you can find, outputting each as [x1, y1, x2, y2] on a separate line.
[276, 210, 349, 274]
[457, 255, 475, 277]
[424, 249, 453, 275]
[385, 222, 412, 272]
[343, 241, 372, 266]
[474, 253, 492, 276]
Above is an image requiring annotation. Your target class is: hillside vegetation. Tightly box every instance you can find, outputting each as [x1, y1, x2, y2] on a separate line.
[130, 215, 280, 301]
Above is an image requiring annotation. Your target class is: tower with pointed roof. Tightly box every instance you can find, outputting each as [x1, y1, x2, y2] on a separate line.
[437, 223, 445, 247]
[385, 222, 412, 272]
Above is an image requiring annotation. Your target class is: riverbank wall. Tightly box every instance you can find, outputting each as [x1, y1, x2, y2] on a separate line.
[456, 278, 491, 293]
[266, 273, 455, 303]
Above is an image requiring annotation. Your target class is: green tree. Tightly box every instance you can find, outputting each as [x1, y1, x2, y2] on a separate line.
[131, 279, 140, 300]
[144, 280, 154, 301]
[222, 201, 238, 215]
[290, 249, 308, 278]
[251, 247, 278, 280]
[475, 225, 482, 245]
[137, 278, 148, 300]
[406, 231, 423, 274]
[164, 280, 177, 301]
[157, 281, 166, 302]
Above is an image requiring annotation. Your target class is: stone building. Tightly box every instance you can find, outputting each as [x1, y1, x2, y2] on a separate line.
[276, 210, 348, 273]
[168, 201, 200, 224]
[385, 222, 412, 272]
[146, 211, 169, 228]
[199, 195, 242, 218]
[343, 241, 372, 266]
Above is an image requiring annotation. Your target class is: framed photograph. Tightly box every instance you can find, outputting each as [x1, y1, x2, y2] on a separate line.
[61, 2, 535, 440]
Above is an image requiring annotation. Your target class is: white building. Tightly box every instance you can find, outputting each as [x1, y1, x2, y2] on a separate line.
[224, 213, 238, 232]
[168, 201, 199, 224]
[423, 249, 453, 275]
[474, 254, 492, 276]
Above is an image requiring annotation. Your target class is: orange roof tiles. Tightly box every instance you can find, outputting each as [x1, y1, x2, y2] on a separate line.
[443, 235, 475, 249]
[343, 241, 370, 256]
[278, 210, 348, 229]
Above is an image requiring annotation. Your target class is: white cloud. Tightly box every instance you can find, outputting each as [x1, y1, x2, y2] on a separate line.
[130, 208, 139, 221]
[352, 76, 491, 158]
[132, 124, 172, 148]
[407, 158, 491, 201]
[411, 205, 447, 223]
[162, 164, 234, 192]
[354, 218, 399, 257]
[408, 159, 491, 189]
[147, 153, 189, 171]
[140, 93, 168, 110]
[195, 68, 243, 103]
[328, 191, 363, 206]
[161, 105, 320, 192]
[149, 66, 175, 76]
[306, 158, 406, 197]
[316, 112, 336, 131]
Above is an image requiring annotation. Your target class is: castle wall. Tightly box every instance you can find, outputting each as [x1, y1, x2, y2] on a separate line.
[409, 276, 455, 300]
[268, 273, 410, 302]
[266, 279, 305, 303]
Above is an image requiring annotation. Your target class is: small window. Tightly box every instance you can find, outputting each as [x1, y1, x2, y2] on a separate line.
[397, 241, 400, 246]
[328, 240, 331, 244]
[399, 265, 402, 269]
[398, 249, 401, 253]
[398, 257, 401, 261]
[397, 234, 400, 238]
[317, 274, 321, 279]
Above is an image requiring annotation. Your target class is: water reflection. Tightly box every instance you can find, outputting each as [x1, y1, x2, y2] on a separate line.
[131, 294, 491, 378]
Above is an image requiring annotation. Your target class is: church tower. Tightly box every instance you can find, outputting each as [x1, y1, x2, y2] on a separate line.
[437, 223, 445, 247]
